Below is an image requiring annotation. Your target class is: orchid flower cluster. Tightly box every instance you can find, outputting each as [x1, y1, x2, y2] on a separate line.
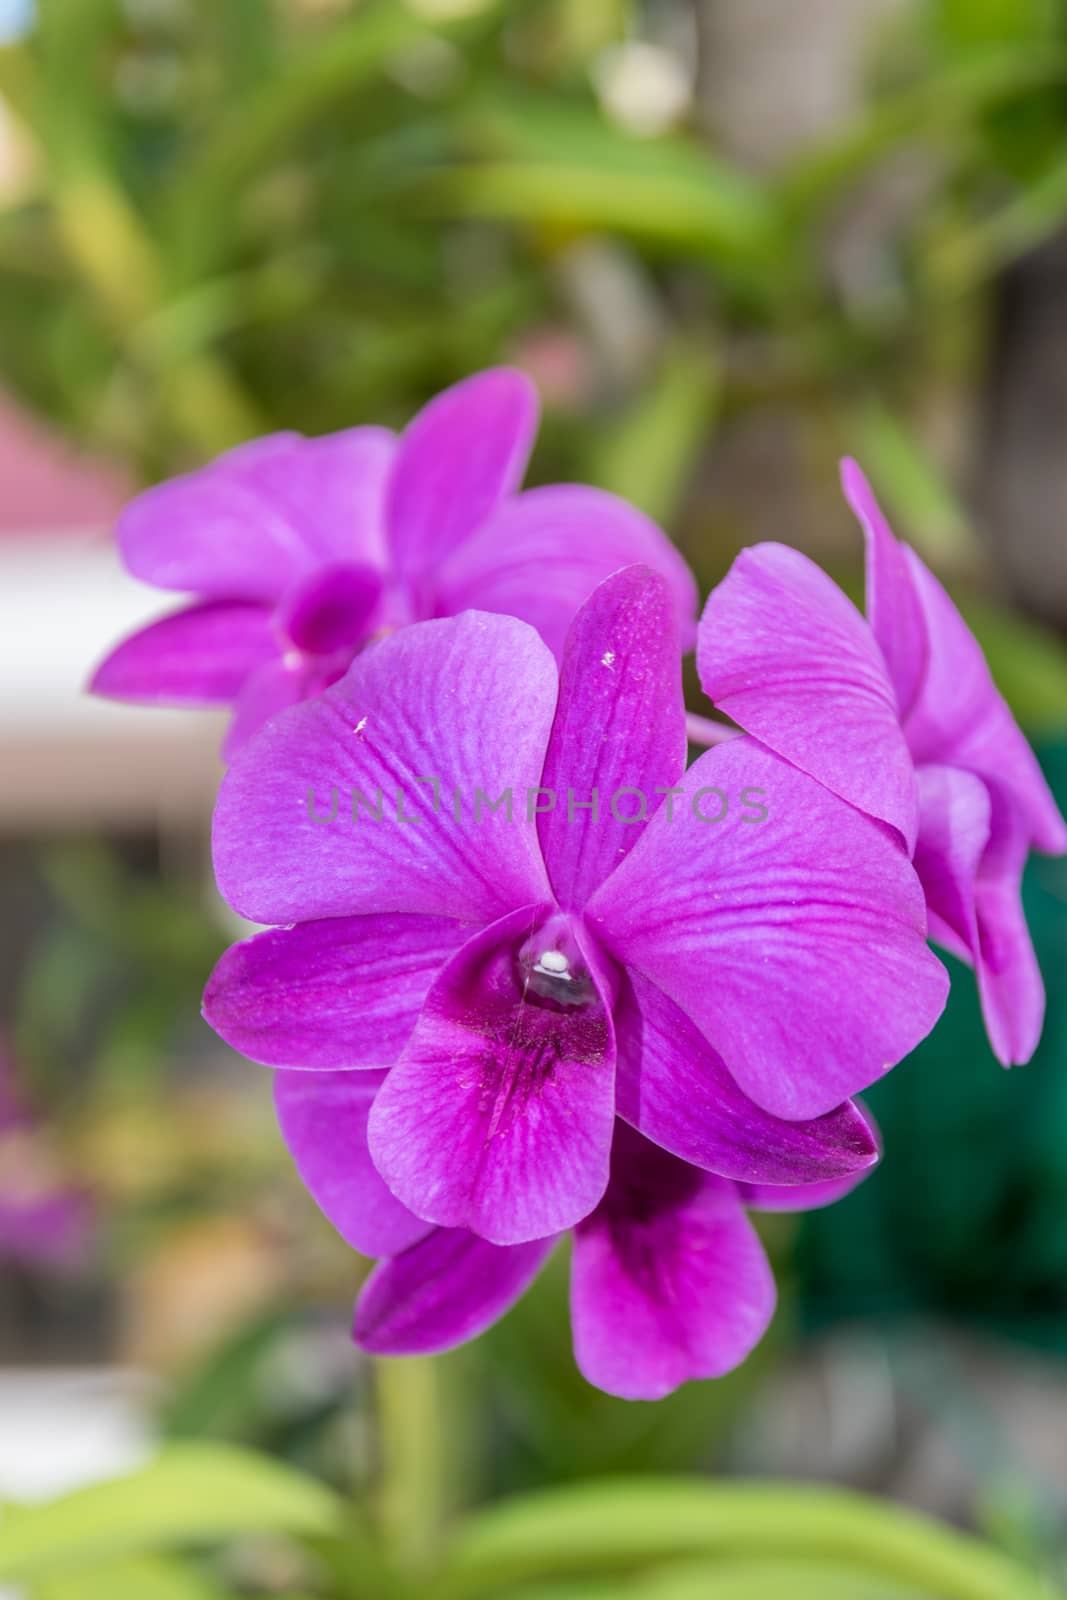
[94, 369, 1066, 1400]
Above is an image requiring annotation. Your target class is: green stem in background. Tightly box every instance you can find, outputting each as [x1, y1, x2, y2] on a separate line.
[166, 0, 508, 285]
[924, 150, 1067, 294]
[778, 47, 1067, 215]
[588, 342, 722, 529]
[848, 399, 977, 571]
[49, 165, 263, 458]
[375, 1355, 448, 1581]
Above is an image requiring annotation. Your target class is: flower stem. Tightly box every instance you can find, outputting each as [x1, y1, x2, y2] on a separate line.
[374, 1355, 447, 1579]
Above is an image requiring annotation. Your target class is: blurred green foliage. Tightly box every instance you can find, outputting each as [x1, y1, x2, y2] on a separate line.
[0, 1442, 1059, 1598]
[2, 0, 1067, 726]
[0, 0, 1063, 506]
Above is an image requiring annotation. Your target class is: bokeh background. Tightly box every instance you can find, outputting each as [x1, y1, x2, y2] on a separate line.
[2, 0, 1067, 1592]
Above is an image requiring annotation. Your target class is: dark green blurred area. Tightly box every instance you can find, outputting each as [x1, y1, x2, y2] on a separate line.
[802, 741, 1067, 1346]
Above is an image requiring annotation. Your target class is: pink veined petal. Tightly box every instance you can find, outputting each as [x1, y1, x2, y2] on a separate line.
[275, 1070, 429, 1258]
[537, 566, 687, 911]
[234, 426, 395, 570]
[973, 782, 1047, 1067]
[354, 1226, 556, 1356]
[435, 484, 698, 660]
[841, 458, 929, 722]
[570, 1125, 776, 1401]
[212, 612, 557, 925]
[386, 368, 539, 584]
[615, 970, 879, 1186]
[117, 428, 395, 601]
[89, 600, 277, 706]
[913, 765, 1045, 1065]
[117, 434, 311, 602]
[737, 1170, 869, 1213]
[913, 763, 990, 962]
[203, 913, 473, 1070]
[368, 906, 617, 1246]
[222, 655, 308, 761]
[697, 542, 918, 851]
[901, 548, 1067, 857]
[586, 737, 949, 1121]
[737, 1102, 881, 1212]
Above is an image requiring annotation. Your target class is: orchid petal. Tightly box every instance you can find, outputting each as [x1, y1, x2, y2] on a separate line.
[213, 612, 556, 925]
[118, 428, 394, 601]
[738, 1103, 881, 1212]
[203, 913, 471, 1069]
[913, 765, 1045, 1065]
[237, 427, 395, 569]
[913, 764, 990, 961]
[90, 601, 277, 705]
[615, 970, 879, 1185]
[842, 457, 928, 721]
[697, 542, 918, 850]
[387, 368, 538, 582]
[277, 564, 383, 657]
[223, 657, 311, 761]
[902, 549, 1067, 856]
[538, 566, 687, 911]
[571, 1126, 775, 1400]
[435, 484, 698, 659]
[973, 784, 1047, 1067]
[355, 1226, 554, 1355]
[275, 1070, 428, 1257]
[587, 737, 948, 1120]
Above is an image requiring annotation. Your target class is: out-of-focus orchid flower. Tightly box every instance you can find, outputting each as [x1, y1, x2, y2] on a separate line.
[0, 1048, 92, 1271]
[91, 369, 697, 758]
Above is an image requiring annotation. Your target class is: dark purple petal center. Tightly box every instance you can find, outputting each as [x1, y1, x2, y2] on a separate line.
[367, 903, 618, 1241]
[277, 562, 384, 660]
[450, 912, 614, 1136]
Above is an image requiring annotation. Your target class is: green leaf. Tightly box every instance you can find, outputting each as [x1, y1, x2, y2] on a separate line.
[625, 1559, 931, 1599]
[923, 151, 1067, 291]
[492, 1565, 930, 1600]
[930, 0, 1057, 55]
[32, 1553, 231, 1600]
[442, 1479, 1059, 1600]
[780, 49, 1067, 213]
[422, 102, 776, 262]
[166, 1, 507, 279]
[587, 343, 719, 526]
[171, 4, 428, 206]
[0, 1444, 343, 1583]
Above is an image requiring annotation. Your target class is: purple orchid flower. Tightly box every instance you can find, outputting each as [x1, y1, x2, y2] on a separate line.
[204, 564, 946, 1257]
[698, 460, 1067, 1069]
[274, 1090, 872, 1400]
[0, 1048, 92, 1270]
[90, 369, 697, 757]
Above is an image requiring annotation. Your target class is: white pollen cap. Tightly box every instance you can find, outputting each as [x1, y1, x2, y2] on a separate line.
[538, 950, 570, 974]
